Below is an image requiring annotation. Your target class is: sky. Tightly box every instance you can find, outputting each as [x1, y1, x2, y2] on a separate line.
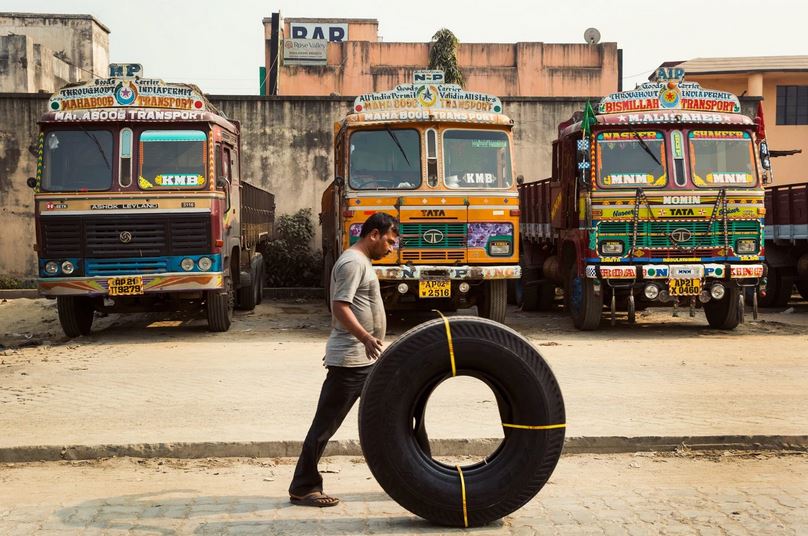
[8, 0, 808, 95]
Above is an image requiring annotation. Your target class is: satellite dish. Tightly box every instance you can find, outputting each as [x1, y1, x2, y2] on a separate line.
[584, 28, 601, 45]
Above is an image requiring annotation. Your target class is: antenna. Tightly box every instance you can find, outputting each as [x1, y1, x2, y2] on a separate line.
[584, 28, 601, 45]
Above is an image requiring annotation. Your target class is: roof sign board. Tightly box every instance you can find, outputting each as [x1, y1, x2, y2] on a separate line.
[48, 74, 209, 112]
[289, 22, 347, 42]
[283, 38, 328, 65]
[413, 70, 445, 84]
[598, 71, 741, 115]
[352, 83, 503, 114]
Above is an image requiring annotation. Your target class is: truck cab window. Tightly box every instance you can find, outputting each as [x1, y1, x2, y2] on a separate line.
[443, 130, 512, 189]
[41, 130, 113, 192]
[138, 130, 207, 190]
[349, 129, 421, 190]
[688, 130, 757, 188]
[596, 131, 667, 189]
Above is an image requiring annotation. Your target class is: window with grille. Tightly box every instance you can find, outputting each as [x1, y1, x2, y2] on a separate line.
[776, 85, 808, 125]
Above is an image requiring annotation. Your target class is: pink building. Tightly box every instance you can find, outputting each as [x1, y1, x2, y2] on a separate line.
[263, 15, 621, 97]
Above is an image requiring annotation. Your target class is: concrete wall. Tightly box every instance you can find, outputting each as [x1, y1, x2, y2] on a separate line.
[0, 93, 595, 277]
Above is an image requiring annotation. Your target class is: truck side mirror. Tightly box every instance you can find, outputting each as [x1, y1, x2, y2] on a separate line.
[27, 177, 37, 189]
[759, 141, 771, 171]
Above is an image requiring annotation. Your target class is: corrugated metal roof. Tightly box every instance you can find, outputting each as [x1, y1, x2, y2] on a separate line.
[675, 56, 808, 74]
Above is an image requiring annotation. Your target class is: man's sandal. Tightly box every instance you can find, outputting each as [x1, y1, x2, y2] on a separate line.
[289, 491, 340, 507]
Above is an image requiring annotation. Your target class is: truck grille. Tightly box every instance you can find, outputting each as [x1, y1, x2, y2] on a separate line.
[85, 257, 169, 276]
[399, 223, 466, 249]
[40, 214, 211, 258]
[597, 220, 760, 249]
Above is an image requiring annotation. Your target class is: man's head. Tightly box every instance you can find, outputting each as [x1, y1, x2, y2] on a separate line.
[359, 212, 398, 261]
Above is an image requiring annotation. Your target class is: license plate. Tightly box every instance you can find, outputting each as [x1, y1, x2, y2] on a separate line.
[419, 279, 451, 298]
[108, 276, 144, 296]
[669, 278, 701, 296]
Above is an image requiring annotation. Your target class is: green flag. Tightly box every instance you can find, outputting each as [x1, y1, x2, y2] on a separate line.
[582, 100, 596, 137]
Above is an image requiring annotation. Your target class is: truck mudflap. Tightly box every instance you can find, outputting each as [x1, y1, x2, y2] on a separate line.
[374, 265, 521, 280]
[38, 272, 224, 297]
[585, 264, 765, 280]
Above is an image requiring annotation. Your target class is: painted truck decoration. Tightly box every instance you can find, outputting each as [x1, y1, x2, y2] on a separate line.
[519, 68, 771, 330]
[321, 70, 520, 323]
[29, 64, 275, 336]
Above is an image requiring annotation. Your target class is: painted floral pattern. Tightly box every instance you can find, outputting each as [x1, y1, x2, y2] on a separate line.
[467, 223, 512, 248]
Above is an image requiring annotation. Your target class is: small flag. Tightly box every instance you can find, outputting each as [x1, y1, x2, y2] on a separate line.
[582, 100, 596, 137]
[754, 101, 766, 142]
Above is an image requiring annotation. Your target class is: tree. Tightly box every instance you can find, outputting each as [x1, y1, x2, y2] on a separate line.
[429, 28, 463, 87]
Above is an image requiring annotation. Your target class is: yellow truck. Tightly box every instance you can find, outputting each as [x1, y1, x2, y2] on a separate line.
[321, 70, 520, 322]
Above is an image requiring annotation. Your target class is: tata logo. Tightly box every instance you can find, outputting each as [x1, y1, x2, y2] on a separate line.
[421, 209, 446, 217]
[119, 231, 133, 243]
[423, 229, 444, 244]
[668, 208, 695, 216]
[669, 228, 692, 243]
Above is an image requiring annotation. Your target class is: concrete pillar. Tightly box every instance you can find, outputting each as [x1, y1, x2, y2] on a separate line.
[747, 73, 764, 97]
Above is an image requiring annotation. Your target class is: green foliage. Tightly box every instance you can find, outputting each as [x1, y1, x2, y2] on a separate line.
[0, 275, 35, 289]
[429, 28, 464, 87]
[262, 209, 322, 287]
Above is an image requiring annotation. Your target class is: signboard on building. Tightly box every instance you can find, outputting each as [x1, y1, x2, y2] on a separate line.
[283, 39, 328, 65]
[289, 22, 348, 42]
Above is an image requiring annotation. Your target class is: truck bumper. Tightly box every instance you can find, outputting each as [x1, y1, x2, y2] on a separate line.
[374, 265, 521, 280]
[585, 263, 765, 280]
[38, 272, 224, 297]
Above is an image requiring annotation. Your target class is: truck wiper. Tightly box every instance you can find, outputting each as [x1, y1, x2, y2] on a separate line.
[385, 127, 412, 168]
[628, 127, 661, 167]
[79, 125, 110, 170]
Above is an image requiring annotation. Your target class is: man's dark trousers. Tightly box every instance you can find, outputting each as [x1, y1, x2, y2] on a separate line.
[289, 365, 373, 497]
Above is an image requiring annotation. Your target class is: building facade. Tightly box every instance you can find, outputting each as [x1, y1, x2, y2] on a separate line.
[263, 15, 621, 97]
[0, 12, 109, 93]
[660, 56, 808, 186]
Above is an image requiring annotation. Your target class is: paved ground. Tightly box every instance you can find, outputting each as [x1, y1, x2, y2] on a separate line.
[0, 452, 806, 535]
[1, 298, 807, 451]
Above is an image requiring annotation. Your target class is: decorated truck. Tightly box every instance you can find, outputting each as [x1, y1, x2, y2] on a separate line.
[28, 64, 274, 336]
[519, 68, 770, 330]
[321, 70, 520, 322]
[760, 180, 808, 306]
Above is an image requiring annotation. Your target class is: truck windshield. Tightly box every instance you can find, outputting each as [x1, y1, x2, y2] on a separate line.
[689, 130, 757, 188]
[596, 131, 667, 188]
[443, 130, 512, 189]
[138, 130, 208, 190]
[349, 129, 421, 190]
[41, 129, 113, 191]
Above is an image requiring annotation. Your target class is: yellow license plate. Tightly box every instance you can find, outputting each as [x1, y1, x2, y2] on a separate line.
[419, 279, 451, 298]
[668, 278, 701, 296]
[108, 276, 144, 296]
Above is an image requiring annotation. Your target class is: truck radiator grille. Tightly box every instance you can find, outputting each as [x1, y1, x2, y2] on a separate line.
[399, 223, 466, 249]
[597, 220, 760, 249]
[40, 214, 211, 258]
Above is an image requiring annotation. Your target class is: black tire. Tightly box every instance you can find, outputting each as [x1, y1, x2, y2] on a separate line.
[255, 258, 265, 305]
[797, 280, 808, 301]
[206, 276, 234, 332]
[477, 280, 507, 323]
[237, 254, 264, 311]
[704, 286, 741, 330]
[537, 281, 556, 311]
[519, 267, 540, 311]
[565, 263, 603, 330]
[758, 267, 792, 308]
[57, 296, 94, 337]
[359, 316, 565, 528]
[506, 279, 518, 305]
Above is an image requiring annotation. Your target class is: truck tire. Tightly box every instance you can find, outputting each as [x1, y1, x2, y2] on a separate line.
[255, 256, 265, 305]
[359, 316, 565, 528]
[237, 255, 264, 311]
[477, 280, 507, 323]
[704, 286, 741, 330]
[519, 267, 540, 311]
[57, 296, 94, 338]
[797, 281, 808, 301]
[758, 267, 792, 308]
[565, 263, 602, 330]
[207, 276, 234, 332]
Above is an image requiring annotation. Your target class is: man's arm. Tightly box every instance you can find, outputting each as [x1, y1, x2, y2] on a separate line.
[332, 301, 383, 360]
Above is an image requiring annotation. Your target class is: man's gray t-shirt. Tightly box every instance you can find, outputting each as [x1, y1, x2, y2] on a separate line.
[324, 248, 386, 367]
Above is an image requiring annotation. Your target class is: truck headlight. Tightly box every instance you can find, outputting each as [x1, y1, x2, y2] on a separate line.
[197, 257, 213, 271]
[488, 240, 512, 256]
[180, 258, 195, 271]
[45, 261, 59, 275]
[61, 261, 75, 275]
[600, 241, 624, 255]
[735, 239, 757, 254]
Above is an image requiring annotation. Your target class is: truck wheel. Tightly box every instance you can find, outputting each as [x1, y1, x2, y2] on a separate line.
[358, 316, 565, 527]
[565, 263, 602, 330]
[758, 267, 792, 308]
[537, 281, 557, 311]
[255, 256, 265, 305]
[478, 280, 507, 323]
[237, 255, 264, 311]
[704, 286, 741, 330]
[207, 276, 234, 332]
[519, 267, 540, 311]
[57, 296, 94, 338]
